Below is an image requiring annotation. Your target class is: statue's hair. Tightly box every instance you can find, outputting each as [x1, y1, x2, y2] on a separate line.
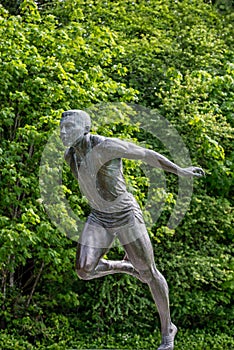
[61, 110, 91, 131]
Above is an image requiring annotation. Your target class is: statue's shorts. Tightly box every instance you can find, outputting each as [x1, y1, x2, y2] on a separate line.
[79, 192, 147, 248]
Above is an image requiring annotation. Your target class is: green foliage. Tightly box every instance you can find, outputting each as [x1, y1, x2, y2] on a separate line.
[0, 0, 22, 15]
[0, 0, 233, 348]
[0, 0, 137, 336]
[0, 326, 234, 349]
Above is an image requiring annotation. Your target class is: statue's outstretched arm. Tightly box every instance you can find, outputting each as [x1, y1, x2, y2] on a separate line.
[107, 138, 205, 178]
[143, 148, 205, 177]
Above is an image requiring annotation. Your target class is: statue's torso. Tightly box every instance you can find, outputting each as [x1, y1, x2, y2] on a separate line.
[65, 134, 143, 225]
[65, 134, 128, 207]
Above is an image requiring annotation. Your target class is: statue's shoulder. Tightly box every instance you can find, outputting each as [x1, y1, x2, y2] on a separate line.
[90, 134, 106, 148]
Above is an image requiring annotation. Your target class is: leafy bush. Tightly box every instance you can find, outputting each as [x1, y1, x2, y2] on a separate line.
[0, 0, 233, 348]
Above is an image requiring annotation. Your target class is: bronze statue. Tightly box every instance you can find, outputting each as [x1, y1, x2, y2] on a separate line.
[60, 109, 205, 350]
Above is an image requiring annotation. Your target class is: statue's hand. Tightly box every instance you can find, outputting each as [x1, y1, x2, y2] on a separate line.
[179, 166, 205, 177]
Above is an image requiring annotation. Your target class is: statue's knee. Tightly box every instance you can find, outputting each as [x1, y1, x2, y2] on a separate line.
[138, 268, 153, 283]
[76, 264, 94, 280]
[138, 265, 161, 283]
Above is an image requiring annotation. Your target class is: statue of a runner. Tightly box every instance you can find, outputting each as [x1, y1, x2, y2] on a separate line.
[60, 109, 205, 350]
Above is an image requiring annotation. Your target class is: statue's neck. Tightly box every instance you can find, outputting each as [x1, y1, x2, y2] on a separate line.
[71, 133, 90, 158]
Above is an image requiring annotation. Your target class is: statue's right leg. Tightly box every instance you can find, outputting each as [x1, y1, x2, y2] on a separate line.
[75, 222, 143, 281]
[118, 220, 177, 350]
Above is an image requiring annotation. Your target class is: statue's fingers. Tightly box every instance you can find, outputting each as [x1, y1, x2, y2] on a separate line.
[198, 168, 205, 176]
[195, 170, 205, 177]
[193, 167, 205, 177]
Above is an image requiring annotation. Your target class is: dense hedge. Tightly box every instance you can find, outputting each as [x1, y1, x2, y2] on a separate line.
[0, 0, 233, 348]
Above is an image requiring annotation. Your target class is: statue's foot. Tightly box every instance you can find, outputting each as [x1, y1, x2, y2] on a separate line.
[157, 323, 177, 350]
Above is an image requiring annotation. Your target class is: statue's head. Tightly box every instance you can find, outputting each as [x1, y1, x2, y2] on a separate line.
[60, 110, 91, 146]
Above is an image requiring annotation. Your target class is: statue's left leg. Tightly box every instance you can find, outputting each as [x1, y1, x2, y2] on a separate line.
[118, 221, 177, 350]
[76, 221, 145, 282]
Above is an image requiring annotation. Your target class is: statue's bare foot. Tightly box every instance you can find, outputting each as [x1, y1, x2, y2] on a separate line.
[157, 323, 177, 350]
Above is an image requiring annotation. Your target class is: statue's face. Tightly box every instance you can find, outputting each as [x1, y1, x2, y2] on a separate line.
[60, 112, 87, 146]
